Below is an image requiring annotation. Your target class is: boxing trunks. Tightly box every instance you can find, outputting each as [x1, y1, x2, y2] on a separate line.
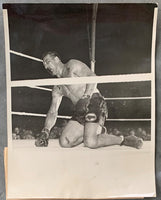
[72, 93, 108, 126]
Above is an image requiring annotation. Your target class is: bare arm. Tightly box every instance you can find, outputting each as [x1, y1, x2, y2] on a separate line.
[35, 87, 62, 147]
[43, 87, 62, 132]
[83, 72, 97, 97]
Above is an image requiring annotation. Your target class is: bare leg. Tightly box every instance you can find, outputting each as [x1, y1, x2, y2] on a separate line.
[59, 120, 84, 148]
[84, 122, 122, 149]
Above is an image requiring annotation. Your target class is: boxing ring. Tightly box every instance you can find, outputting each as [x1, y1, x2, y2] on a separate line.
[3, 3, 156, 151]
[3, 5, 157, 199]
[10, 50, 152, 121]
[8, 49, 155, 197]
[10, 48, 153, 149]
[8, 16, 155, 149]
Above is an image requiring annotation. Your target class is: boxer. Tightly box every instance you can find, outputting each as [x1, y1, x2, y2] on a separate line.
[35, 51, 143, 149]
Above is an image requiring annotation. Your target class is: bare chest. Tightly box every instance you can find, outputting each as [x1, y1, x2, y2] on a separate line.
[61, 84, 86, 104]
[61, 65, 86, 104]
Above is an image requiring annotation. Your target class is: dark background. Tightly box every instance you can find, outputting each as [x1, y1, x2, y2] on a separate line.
[4, 3, 154, 80]
[0, 2, 161, 200]
[3, 4, 154, 132]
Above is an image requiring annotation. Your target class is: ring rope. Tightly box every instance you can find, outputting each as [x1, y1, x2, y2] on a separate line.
[28, 86, 52, 92]
[26, 86, 151, 101]
[104, 96, 151, 100]
[12, 111, 71, 119]
[11, 73, 152, 87]
[26, 86, 151, 100]
[10, 50, 43, 62]
[12, 111, 151, 122]
[107, 119, 151, 122]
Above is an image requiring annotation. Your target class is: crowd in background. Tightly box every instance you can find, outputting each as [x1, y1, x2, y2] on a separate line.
[12, 120, 151, 141]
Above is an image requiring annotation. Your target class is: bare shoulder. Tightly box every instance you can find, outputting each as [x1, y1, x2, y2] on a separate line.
[66, 59, 95, 76]
[67, 59, 88, 69]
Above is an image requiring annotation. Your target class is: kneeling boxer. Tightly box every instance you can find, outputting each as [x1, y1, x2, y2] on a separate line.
[35, 51, 143, 149]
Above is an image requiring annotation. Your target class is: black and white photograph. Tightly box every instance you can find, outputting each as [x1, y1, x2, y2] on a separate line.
[3, 3, 157, 199]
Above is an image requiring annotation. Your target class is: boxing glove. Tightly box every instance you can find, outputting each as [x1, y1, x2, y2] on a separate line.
[35, 128, 50, 147]
[75, 95, 90, 114]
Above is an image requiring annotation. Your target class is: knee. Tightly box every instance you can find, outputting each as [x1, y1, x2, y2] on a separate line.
[59, 136, 72, 148]
[84, 137, 98, 149]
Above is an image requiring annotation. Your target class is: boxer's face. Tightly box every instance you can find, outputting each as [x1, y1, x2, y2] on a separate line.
[43, 54, 57, 75]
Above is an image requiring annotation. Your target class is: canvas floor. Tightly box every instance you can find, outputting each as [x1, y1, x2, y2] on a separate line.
[12, 139, 151, 152]
[7, 140, 155, 199]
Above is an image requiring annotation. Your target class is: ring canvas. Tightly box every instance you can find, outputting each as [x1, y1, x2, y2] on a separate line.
[3, 3, 157, 199]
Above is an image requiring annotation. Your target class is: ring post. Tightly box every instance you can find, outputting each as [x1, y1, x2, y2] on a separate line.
[91, 3, 98, 72]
